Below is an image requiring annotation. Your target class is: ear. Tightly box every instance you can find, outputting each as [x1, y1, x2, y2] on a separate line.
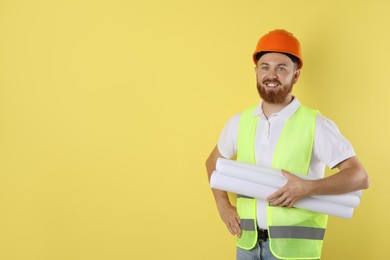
[292, 69, 301, 84]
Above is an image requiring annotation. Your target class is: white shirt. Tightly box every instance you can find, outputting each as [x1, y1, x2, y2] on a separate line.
[217, 98, 355, 229]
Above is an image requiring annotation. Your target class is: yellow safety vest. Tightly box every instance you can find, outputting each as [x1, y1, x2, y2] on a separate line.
[236, 104, 328, 259]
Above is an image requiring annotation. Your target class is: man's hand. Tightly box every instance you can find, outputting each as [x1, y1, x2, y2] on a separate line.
[266, 156, 370, 208]
[267, 170, 312, 208]
[206, 145, 242, 238]
[217, 203, 242, 238]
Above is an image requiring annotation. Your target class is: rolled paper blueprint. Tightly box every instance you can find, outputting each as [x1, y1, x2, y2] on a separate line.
[210, 171, 355, 219]
[217, 158, 362, 198]
[217, 158, 362, 203]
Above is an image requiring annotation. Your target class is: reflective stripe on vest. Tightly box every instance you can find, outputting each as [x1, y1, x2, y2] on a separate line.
[240, 219, 257, 231]
[236, 104, 328, 259]
[269, 226, 325, 240]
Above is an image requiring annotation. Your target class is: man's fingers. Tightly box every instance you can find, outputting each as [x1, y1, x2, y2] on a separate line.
[226, 220, 241, 237]
[235, 214, 242, 237]
[267, 189, 283, 202]
[287, 200, 295, 208]
[270, 195, 296, 208]
[227, 224, 235, 235]
[269, 192, 288, 206]
[268, 170, 305, 207]
[219, 205, 242, 237]
[281, 198, 292, 207]
[232, 219, 242, 237]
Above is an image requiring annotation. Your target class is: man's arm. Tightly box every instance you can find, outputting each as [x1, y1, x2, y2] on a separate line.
[267, 156, 370, 208]
[206, 145, 242, 237]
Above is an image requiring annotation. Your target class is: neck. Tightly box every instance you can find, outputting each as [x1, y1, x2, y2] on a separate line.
[262, 95, 294, 118]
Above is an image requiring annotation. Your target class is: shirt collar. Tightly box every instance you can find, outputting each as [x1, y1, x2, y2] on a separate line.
[252, 97, 301, 120]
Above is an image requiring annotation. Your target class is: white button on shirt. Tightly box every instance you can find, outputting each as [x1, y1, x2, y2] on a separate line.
[217, 98, 356, 229]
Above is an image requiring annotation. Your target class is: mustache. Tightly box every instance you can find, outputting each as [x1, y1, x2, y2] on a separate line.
[262, 79, 281, 85]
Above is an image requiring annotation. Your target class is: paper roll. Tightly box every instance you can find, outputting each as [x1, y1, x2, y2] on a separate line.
[210, 171, 354, 219]
[217, 158, 363, 198]
[217, 158, 362, 206]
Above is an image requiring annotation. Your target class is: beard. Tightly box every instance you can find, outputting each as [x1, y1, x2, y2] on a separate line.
[256, 78, 294, 104]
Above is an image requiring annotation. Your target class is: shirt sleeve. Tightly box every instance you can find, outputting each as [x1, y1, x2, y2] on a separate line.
[314, 114, 356, 169]
[217, 113, 241, 159]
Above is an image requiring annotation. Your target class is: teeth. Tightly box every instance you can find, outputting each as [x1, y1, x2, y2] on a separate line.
[266, 83, 278, 87]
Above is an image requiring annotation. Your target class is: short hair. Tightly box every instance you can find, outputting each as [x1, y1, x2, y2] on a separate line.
[255, 51, 300, 68]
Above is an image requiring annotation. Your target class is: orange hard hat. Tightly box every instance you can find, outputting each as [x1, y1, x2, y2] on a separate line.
[253, 29, 303, 68]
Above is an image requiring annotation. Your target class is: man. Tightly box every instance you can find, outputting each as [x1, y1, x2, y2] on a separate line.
[205, 29, 369, 260]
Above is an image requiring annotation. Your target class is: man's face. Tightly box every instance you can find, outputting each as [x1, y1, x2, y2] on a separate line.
[255, 52, 300, 104]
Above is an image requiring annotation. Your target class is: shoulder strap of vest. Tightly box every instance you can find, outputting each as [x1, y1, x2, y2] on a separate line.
[237, 105, 258, 164]
[272, 105, 318, 175]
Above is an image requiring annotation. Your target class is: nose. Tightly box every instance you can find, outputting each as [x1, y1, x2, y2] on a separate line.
[267, 69, 278, 79]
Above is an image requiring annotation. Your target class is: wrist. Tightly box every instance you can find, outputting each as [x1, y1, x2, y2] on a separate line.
[216, 198, 232, 211]
[306, 179, 319, 196]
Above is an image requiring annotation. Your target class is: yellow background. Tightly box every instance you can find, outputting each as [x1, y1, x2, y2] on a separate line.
[0, 0, 388, 259]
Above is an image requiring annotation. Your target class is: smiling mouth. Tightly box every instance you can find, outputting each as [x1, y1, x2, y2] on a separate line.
[264, 82, 280, 88]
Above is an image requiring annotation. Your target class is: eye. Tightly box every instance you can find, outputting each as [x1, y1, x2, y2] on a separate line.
[260, 66, 269, 71]
[276, 66, 286, 71]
